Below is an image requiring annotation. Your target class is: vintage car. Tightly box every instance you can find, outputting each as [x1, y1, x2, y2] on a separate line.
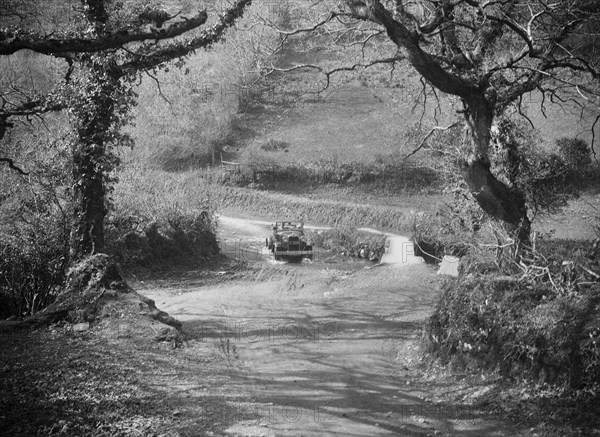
[266, 221, 313, 262]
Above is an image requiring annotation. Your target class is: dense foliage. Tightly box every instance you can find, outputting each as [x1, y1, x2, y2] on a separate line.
[0, 0, 255, 318]
[415, 165, 600, 394]
[0, 132, 71, 319]
[426, 238, 600, 393]
[0, 220, 69, 319]
[310, 227, 386, 261]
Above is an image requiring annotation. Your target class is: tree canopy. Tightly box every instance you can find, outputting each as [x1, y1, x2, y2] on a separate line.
[1, 0, 253, 260]
[267, 0, 600, 243]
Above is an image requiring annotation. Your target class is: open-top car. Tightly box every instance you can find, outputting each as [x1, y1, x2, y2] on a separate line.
[266, 221, 313, 262]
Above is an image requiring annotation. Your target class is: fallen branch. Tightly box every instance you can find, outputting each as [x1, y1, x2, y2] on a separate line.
[413, 239, 443, 262]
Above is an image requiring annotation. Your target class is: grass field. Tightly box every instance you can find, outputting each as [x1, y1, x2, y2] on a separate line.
[238, 83, 458, 164]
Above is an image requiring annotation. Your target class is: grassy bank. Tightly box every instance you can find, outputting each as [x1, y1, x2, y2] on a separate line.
[213, 184, 414, 232]
[108, 167, 218, 269]
[114, 167, 431, 234]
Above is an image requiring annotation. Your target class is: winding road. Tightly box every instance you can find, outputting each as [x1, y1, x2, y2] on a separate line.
[141, 216, 530, 436]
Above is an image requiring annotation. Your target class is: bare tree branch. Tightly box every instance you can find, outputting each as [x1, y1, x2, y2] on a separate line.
[265, 56, 403, 93]
[345, 0, 482, 100]
[404, 121, 463, 160]
[120, 0, 254, 72]
[145, 71, 171, 106]
[0, 0, 255, 143]
[0, 12, 208, 55]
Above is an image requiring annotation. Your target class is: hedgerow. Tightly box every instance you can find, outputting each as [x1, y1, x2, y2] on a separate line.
[425, 226, 600, 393]
[309, 227, 386, 261]
[107, 168, 219, 268]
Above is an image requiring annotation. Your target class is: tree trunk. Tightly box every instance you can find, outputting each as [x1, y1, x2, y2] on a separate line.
[69, 141, 107, 261]
[347, 1, 532, 245]
[458, 95, 531, 246]
[68, 60, 120, 263]
[461, 158, 531, 243]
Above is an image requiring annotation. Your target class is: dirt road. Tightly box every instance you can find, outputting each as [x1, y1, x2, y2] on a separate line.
[141, 216, 530, 436]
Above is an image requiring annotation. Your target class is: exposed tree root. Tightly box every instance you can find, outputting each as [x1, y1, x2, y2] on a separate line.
[0, 254, 182, 333]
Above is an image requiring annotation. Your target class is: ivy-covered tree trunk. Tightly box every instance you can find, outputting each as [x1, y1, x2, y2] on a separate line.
[0, 0, 254, 330]
[69, 59, 128, 262]
[70, 143, 107, 261]
[461, 98, 531, 245]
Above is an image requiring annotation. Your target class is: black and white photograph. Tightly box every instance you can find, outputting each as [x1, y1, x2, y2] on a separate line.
[1, 0, 599, 435]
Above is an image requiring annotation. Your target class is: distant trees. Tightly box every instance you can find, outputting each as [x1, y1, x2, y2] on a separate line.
[0, 0, 253, 262]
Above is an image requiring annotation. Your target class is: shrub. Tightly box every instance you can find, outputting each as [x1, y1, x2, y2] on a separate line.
[0, 218, 69, 319]
[107, 167, 219, 268]
[310, 227, 386, 261]
[412, 187, 485, 263]
[556, 137, 592, 172]
[238, 148, 443, 194]
[516, 149, 582, 216]
[427, 274, 600, 390]
[425, 230, 600, 393]
[489, 120, 592, 216]
[106, 212, 219, 267]
[125, 4, 284, 171]
[0, 135, 71, 319]
[417, 171, 600, 393]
